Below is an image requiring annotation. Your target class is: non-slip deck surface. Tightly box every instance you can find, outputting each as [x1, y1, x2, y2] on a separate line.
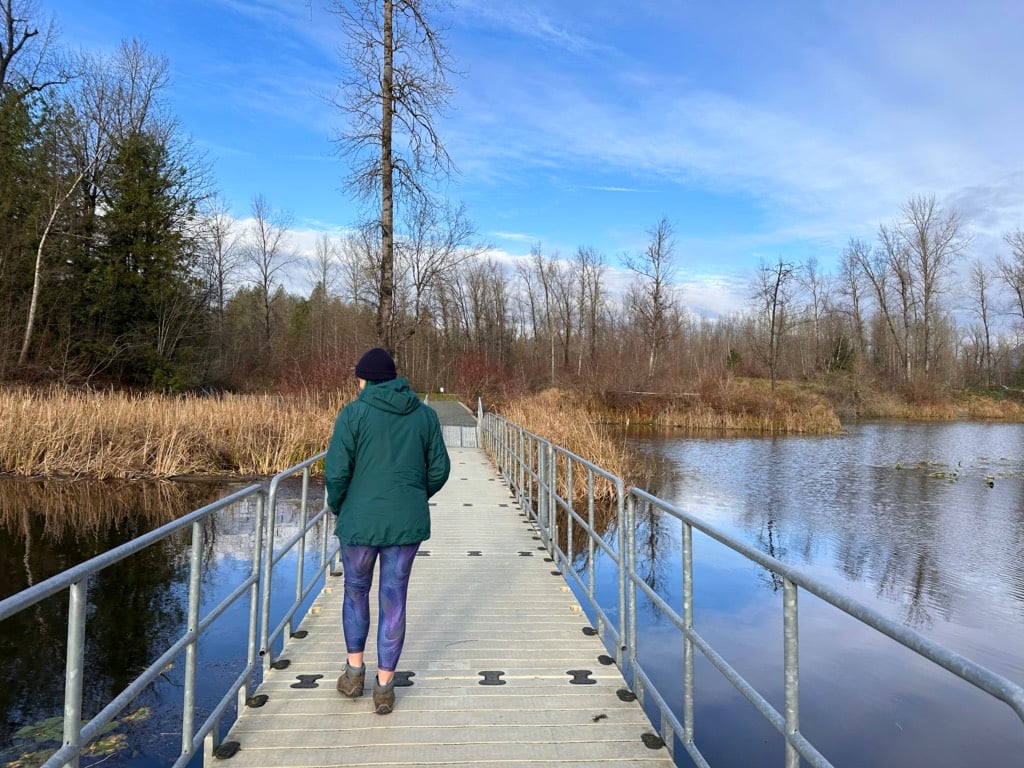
[221, 446, 674, 767]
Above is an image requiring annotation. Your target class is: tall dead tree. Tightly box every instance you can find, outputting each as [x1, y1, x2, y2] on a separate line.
[330, 0, 455, 352]
[752, 258, 796, 397]
[625, 217, 680, 379]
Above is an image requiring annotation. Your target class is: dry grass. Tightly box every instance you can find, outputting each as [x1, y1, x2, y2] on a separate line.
[497, 389, 648, 500]
[952, 390, 1024, 420]
[0, 386, 356, 479]
[609, 377, 843, 435]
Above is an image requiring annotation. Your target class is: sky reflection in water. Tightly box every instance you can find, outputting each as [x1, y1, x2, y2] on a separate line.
[621, 421, 1024, 767]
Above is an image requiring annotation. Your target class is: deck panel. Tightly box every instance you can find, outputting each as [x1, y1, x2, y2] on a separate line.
[219, 447, 674, 768]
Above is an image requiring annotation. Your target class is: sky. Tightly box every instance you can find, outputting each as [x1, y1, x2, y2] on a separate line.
[42, 0, 1024, 316]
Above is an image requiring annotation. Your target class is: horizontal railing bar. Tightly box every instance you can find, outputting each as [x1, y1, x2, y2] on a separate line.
[197, 573, 259, 635]
[632, 664, 687, 750]
[265, 557, 335, 651]
[172, 663, 257, 768]
[267, 511, 331, 571]
[554, 492, 621, 564]
[630, 487, 1024, 726]
[0, 483, 263, 621]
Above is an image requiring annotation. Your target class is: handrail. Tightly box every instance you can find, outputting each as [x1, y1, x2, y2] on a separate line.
[479, 410, 1024, 767]
[0, 453, 336, 768]
[9, 411, 1023, 767]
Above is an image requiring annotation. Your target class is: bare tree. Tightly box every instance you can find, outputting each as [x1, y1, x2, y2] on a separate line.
[997, 228, 1024, 331]
[307, 232, 339, 296]
[244, 193, 294, 350]
[460, 257, 512, 361]
[525, 243, 559, 383]
[197, 194, 242, 341]
[339, 222, 379, 308]
[394, 198, 485, 344]
[329, 0, 455, 351]
[752, 258, 796, 397]
[852, 228, 912, 381]
[796, 256, 832, 374]
[0, 0, 70, 99]
[573, 246, 606, 374]
[895, 195, 966, 375]
[966, 260, 996, 386]
[625, 216, 680, 379]
[306, 233, 340, 357]
[838, 239, 869, 361]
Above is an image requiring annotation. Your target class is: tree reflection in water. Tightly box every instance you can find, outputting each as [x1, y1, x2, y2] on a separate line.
[622, 423, 1024, 768]
[0, 478, 227, 762]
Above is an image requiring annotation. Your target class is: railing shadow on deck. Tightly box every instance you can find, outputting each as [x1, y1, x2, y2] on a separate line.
[0, 452, 336, 768]
[479, 410, 1024, 768]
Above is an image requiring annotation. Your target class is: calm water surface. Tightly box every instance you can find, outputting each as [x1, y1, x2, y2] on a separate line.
[3, 422, 1023, 767]
[0, 478, 325, 767]
[621, 421, 1024, 767]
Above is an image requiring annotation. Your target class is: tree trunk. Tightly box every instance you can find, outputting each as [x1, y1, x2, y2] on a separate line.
[19, 170, 86, 366]
[377, 0, 395, 351]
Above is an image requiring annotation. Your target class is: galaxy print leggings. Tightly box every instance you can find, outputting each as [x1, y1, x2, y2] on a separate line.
[339, 543, 420, 672]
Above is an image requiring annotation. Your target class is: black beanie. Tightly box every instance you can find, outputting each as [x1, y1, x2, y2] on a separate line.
[355, 347, 397, 382]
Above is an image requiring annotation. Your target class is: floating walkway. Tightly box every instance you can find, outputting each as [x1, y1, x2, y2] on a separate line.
[220, 443, 674, 767]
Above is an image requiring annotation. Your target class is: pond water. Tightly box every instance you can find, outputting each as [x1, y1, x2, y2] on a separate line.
[0, 477, 327, 767]
[3, 422, 1023, 767]
[621, 421, 1024, 767]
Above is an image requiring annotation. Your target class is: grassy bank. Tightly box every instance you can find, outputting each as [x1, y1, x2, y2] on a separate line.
[597, 377, 843, 434]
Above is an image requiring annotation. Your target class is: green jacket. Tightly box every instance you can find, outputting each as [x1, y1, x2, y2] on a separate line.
[325, 377, 451, 545]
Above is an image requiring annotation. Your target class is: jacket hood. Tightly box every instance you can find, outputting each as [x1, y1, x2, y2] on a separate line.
[358, 376, 422, 415]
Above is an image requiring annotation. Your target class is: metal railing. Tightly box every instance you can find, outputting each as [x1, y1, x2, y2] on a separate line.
[480, 411, 1024, 767]
[0, 452, 335, 768]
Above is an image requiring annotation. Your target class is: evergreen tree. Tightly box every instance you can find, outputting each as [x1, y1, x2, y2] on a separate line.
[71, 130, 203, 386]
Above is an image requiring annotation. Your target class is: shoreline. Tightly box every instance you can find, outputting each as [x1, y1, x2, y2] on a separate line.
[2, 382, 1022, 481]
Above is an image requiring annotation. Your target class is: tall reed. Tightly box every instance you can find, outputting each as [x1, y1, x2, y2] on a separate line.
[497, 389, 647, 501]
[0, 387, 356, 479]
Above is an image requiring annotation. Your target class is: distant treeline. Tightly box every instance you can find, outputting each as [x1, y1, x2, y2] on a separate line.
[5, 5, 1024, 403]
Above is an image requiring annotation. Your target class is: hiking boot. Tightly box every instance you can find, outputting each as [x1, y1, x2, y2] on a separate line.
[373, 676, 396, 715]
[336, 663, 365, 698]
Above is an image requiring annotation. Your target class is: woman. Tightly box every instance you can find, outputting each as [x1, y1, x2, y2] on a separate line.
[324, 347, 450, 714]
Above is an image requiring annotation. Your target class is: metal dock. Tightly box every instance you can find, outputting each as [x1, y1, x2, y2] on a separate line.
[6, 399, 1024, 767]
[220, 444, 674, 767]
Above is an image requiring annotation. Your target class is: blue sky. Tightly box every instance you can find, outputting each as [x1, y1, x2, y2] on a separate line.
[44, 0, 1024, 315]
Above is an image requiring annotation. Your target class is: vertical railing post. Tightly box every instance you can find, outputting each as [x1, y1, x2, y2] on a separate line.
[546, 443, 557, 558]
[537, 440, 546, 529]
[783, 577, 800, 768]
[243, 493, 265, 710]
[614, 480, 626, 667]
[259, 481, 278, 673]
[564, 454, 574, 564]
[520, 431, 527, 510]
[476, 397, 483, 448]
[587, 469, 596, 606]
[62, 578, 88, 768]
[182, 519, 204, 757]
[288, 469, 312, 638]
[682, 519, 695, 747]
[626, 494, 638, 687]
[524, 434, 532, 518]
